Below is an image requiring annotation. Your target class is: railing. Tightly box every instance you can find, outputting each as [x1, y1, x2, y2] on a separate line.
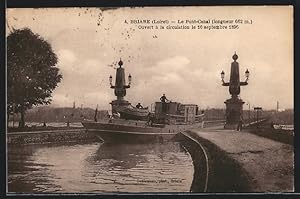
[244, 118, 267, 128]
[202, 120, 226, 128]
[165, 113, 205, 124]
[273, 124, 294, 130]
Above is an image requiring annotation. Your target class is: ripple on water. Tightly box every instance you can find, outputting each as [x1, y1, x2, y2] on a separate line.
[8, 141, 194, 193]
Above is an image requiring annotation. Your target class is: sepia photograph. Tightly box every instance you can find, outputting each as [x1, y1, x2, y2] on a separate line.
[6, 6, 293, 194]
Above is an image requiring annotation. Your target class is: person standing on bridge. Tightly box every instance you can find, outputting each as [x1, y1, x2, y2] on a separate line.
[237, 115, 244, 131]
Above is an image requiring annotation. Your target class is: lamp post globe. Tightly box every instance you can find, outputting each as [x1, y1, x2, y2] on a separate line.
[245, 69, 250, 79]
[128, 74, 132, 85]
[221, 70, 225, 80]
[109, 75, 112, 84]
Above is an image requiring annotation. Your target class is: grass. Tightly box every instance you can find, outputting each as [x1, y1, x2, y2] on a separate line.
[245, 119, 293, 145]
[246, 127, 293, 146]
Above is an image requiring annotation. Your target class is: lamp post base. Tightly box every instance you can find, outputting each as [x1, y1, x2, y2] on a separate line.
[224, 97, 244, 130]
[224, 123, 239, 130]
[110, 99, 131, 113]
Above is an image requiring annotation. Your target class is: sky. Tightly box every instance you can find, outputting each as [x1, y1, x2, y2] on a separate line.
[6, 6, 293, 110]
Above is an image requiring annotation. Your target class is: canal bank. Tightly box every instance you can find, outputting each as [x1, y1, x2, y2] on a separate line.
[177, 131, 251, 192]
[7, 129, 98, 145]
[7, 126, 293, 192]
[187, 127, 294, 192]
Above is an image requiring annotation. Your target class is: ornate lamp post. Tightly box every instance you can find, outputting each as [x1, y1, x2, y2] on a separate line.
[220, 52, 250, 129]
[109, 59, 132, 112]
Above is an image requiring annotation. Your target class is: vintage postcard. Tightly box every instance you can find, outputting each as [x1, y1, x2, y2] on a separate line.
[6, 6, 293, 194]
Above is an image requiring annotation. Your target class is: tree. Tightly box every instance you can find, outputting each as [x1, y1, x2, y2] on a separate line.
[7, 28, 62, 127]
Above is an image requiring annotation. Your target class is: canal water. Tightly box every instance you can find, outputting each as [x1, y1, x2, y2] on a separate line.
[8, 141, 194, 193]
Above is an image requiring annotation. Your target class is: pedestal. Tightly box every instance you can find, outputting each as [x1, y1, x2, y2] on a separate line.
[110, 99, 131, 113]
[224, 97, 244, 129]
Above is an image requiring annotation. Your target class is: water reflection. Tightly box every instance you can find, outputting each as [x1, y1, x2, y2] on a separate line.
[8, 141, 194, 193]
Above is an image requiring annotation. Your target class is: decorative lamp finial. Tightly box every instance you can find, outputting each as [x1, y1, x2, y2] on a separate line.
[232, 52, 238, 61]
[118, 58, 123, 67]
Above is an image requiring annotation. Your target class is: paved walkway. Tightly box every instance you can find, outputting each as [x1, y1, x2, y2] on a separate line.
[190, 127, 294, 192]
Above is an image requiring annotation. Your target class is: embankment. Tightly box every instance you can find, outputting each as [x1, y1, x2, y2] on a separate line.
[7, 129, 98, 145]
[175, 133, 208, 192]
[176, 131, 252, 192]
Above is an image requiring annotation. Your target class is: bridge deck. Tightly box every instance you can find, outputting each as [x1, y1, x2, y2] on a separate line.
[189, 127, 293, 192]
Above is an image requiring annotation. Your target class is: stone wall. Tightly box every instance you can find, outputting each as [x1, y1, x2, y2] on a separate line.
[174, 133, 207, 192]
[7, 130, 98, 145]
[182, 130, 252, 192]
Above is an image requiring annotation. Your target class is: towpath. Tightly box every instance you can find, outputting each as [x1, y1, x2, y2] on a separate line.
[190, 127, 294, 192]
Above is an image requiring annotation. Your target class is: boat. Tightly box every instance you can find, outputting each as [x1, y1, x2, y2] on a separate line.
[82, 100, 205, 143]
[82, 117, 203, 143]
[82, 59, 204, 143]
[114, 105, 149, 121]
